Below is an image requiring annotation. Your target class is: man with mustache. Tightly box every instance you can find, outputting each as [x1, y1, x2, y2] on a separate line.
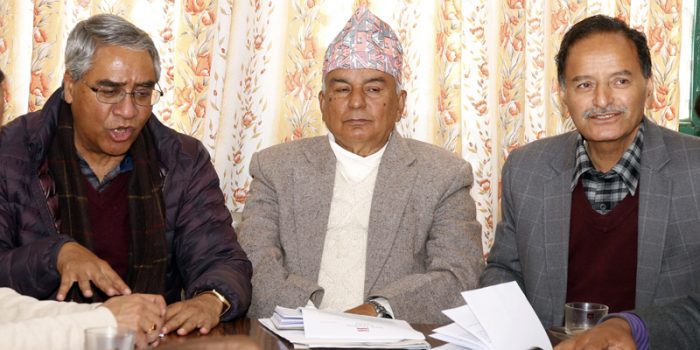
[0, 14, 251, 339]
[239, 7, 483, 324]
[480, 13, 700, 339]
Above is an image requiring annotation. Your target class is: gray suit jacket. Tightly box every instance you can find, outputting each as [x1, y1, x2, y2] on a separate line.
[480, 118, 700, 328]
[239, 133, 484, 323]
[635, 292, 700, 348]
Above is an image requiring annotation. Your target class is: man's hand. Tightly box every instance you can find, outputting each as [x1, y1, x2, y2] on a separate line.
[555, 317, 636, 350]
[102, 293, 166, 349]
[345, 303, 378, 317]
[162, 293, 223, 336]
[56, 242, 131, 300]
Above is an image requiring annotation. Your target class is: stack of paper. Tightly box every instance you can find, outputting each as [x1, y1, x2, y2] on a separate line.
[430, 281, 552, 350]
[271, 306, 304, 330]
[260, 307, 429, 349]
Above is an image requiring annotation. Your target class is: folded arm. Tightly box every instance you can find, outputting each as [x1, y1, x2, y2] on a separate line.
[0, 288, 115, 350]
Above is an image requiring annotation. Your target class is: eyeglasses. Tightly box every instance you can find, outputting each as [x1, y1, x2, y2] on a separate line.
[83, 81, 163, 106]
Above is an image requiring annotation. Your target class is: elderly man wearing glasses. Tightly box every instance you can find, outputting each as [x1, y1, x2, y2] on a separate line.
[0, 14, 252, 340]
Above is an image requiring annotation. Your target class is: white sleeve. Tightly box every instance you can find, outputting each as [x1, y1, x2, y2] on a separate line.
[0, 288, 117, 350]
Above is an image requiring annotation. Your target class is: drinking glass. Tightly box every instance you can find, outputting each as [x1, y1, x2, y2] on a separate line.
[85, 326, 135, 350]
[564, 302, 609, 335]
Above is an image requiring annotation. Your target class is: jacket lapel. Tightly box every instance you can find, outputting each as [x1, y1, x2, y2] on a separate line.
[293, 137, 337, 281]
[364, 134, 418, 292]
[543, 119, 672, 313]
[635, 119, 671, 306]
[543, 132, 578, 322]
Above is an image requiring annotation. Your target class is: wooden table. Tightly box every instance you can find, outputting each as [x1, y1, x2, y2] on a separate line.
[157, 318, 445, 349]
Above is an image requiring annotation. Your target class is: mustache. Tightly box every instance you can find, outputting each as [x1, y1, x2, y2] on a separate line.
[582, 107, 627, 119]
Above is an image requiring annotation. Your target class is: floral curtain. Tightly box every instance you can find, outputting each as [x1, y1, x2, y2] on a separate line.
[0, 0, 688, 255]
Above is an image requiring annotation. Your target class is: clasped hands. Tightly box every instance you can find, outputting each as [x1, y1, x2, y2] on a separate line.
[57, 242, 225, 347]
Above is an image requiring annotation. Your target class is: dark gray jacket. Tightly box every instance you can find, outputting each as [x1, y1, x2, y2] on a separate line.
[481, 118, 700, 328]
[635, 292, 700, 349]
[0, 89, 251, 320]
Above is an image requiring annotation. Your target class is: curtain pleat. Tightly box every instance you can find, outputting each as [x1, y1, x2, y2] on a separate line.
[0, 0, 688, 254]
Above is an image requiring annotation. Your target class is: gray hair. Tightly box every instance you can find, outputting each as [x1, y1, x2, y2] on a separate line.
[65, 14, 160, 82]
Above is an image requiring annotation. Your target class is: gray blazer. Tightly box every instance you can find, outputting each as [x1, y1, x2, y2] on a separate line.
[239, 133, 484, 323]
[635, 292, 700, 348]
[480, 118, 700, 328]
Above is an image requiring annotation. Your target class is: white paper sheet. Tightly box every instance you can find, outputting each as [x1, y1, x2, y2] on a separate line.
[461, 281, 552, 350]
[301, 308, 425, 341]
[432, 343, 470, 350]
[259, 318, 429, 349]
[272, 306, 304, 330]
[442, 304, 492, 345]
[431, 323, 490, 350]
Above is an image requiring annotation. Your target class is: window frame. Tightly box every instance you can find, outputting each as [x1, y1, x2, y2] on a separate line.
[680, 0, 700, 136]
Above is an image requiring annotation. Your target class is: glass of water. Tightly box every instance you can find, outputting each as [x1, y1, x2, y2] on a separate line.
[564, 302, 609, 335]
[85, 326, 135, 350]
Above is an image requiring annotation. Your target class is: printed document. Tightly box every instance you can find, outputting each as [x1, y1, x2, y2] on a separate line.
[259, 307, 429, 349]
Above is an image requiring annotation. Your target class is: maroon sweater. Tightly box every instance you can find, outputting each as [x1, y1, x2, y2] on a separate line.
[82, 172, 131, 281]
[566, 181, 638, 312]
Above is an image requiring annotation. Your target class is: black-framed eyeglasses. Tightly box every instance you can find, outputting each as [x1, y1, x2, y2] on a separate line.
[83, 81, 163, 106]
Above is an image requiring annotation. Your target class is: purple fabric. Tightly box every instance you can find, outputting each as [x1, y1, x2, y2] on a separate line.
[606, 313, 650, 350]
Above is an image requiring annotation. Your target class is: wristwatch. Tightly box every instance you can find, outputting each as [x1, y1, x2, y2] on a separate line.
[368, 299, 393, 319]
[198, 289, 231, 316]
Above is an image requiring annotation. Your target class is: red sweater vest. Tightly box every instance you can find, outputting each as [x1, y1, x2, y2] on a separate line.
[566, 181, 638, 312]
[82, 172, 131, 281]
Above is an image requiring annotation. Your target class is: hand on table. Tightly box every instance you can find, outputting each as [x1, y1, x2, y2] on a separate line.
[344, 303, 378, 317]
[554, 317, 636, 350]
[56, 242, 131, 300]
[102, 293, 166, 348]
[162, 293, 223, 336]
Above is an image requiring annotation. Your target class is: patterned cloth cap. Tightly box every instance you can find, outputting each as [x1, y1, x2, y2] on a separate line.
[322, 6, 403, 85]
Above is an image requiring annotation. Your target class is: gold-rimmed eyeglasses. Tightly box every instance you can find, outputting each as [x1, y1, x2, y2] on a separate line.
[83, 81, 163, 107]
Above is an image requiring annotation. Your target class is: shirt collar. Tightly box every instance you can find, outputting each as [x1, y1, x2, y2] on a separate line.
[328, 133, 388, 183]
[571, 120, 644, 195]
[77, 153, 134, 191]
[327, 132, 388, 163]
